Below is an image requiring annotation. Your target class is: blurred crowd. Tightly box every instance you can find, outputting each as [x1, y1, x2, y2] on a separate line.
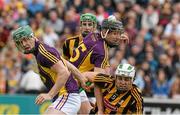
[0, 0, 179, 99]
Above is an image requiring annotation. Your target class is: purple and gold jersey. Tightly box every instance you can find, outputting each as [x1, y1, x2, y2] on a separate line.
[69, 33, 109, 72]
[33, 41, 79, 97]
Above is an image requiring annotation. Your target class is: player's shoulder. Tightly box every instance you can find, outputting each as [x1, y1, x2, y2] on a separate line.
[36, 42, 61, 67]
[131, 84, 143, 101]
[65, 34, 82, 42]
[93, 39, 108, 55]
[131, 84, 142, 93]
[38, 42, 60, 57]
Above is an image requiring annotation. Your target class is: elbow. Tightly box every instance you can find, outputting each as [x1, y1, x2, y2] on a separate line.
[58, 68, 70, 79]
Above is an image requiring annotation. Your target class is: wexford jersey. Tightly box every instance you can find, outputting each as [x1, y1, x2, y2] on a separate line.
[63, 34, 83, 60]
[69, 33, 109, 72]
[33, 41, 79, 98]
[91, 73, 143, 114]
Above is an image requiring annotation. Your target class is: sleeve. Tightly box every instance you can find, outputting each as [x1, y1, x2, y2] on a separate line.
[94, 73, 113, 88]
[131, 87, 144, 114]
[91, 42, 109, 68]
[38, 44, 60, 68]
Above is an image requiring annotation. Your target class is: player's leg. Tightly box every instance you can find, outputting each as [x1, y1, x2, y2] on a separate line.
[88, 97, 96, 107]
[46, 93, 81, 115]
[79, 90, 93, 114]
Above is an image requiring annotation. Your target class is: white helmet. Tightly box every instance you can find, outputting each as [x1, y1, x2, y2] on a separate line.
[115, 63, 136, 81]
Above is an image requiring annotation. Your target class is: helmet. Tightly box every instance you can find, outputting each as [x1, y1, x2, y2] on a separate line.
[12, 25, 33, 41]
[80, 13, 97, 24]
[12, 25, 34, 53]
[101, 15, 124, 33]
[115, 63, 135, 81]
[80, 13, 97, 37]
[101, 15, 124, 47]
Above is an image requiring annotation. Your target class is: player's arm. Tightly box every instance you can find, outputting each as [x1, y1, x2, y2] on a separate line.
[90, 42, 110, 113]
[131, 88, 144, 114]
[35, 60, 70, 105]
[35, 45, 71, 105]
[65, 60, 87, 89]
[132, 99, 143, 114]
[92, 53, 109, 113]
[93, 67, 106, 114]
[82, 71, 99, 82]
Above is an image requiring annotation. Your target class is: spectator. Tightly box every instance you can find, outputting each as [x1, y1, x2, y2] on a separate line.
[18, 64, 45, 94]
[158, 53, 174, 80]
[0, 24, 10, 49]
[141, 5, 159, 30]
[169, 74, 180, 99]
[102, 0, 114, 15]
[163, 13, 180, 46]
[96, 4, 109, 24]
[158, 1, 172, 27]
[152, 69, 170, 98]
[27, 0, 44, 17]
[47, 10, 64, 35]
[42, 25, 59, 47]
[125, 11, 138, 44]
[134, 69, 145, 91]
[16, 9, 29, 26]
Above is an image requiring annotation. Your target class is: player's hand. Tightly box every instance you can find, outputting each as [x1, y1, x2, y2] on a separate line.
[85, 83, 94, 92]
[119, 33, 129, 45]
[35, 93, 52, 105]
[79, 76, 88, 90]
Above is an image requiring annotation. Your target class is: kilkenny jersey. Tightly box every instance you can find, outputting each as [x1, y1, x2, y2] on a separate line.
[33, 41, 79, 99]
[63, 34, 83, 60]
[69, 33, 109, 72]
[91, 73, 143, 114]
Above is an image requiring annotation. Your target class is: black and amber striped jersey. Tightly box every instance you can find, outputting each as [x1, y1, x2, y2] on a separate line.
[62, 34, 83, 60]
[91, 73, 143, 114]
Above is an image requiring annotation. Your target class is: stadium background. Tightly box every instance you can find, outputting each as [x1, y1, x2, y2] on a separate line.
[0, 0, 179, 114]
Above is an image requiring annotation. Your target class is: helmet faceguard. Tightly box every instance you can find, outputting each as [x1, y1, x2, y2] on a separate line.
[12, 25, 35, 54]
[80, 13, 97, 37]
[115, 63, 135, 92]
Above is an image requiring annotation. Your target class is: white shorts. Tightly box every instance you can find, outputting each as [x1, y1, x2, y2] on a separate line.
[80, 90, 89, 102]
[88, 97, 96, 104]
[48, 93, 81, 115]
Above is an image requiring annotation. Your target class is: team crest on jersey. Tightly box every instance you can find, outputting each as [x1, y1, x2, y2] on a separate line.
[118, 100, 124, 105]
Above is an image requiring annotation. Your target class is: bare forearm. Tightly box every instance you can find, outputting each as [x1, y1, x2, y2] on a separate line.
[94, 67, 106, 113]
[66, 60, 84, 82]
[94, 85, 104, 112]
[82, 72, 99, 82]
[48, 72, 69, 98]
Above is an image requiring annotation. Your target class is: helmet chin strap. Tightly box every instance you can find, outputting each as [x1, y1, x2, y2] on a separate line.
[101, 29, 109, 39]
[101, 29, 118, 48]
